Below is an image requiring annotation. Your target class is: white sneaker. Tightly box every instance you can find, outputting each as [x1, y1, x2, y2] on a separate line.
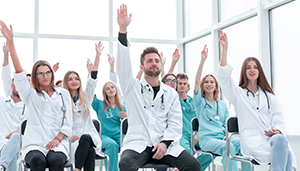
[0, 165, 5, 171]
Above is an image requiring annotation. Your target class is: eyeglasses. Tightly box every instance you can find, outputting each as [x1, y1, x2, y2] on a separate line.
[164, 79, 178, 84]
[36, 71, 52, 78]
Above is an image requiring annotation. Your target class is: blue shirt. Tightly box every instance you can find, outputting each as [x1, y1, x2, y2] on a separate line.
[92, 95, 126, 138]
[179, 96, 197, 139]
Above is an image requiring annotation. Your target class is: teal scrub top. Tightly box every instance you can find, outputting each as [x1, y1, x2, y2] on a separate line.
[179, 96, 197, 139]
[92, 95, 126, 138]
[193, 89, 229, 144]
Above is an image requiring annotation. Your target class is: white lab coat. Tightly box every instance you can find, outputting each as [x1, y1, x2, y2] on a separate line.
[0, 95, 28, 150]
[2, 64, 13, 97]
[14, 71, 73, 159]
[70, 76, 102, 162]
[116, 41, 184, 157]
[217, 64, 297, 169]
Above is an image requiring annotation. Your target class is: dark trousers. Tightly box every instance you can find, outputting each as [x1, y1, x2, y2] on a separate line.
[75, 134, 96, 171]
[119, 147, 201, 171]
[24, 150, 67, 171]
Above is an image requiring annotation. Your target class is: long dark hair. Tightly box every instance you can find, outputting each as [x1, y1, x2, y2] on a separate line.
[239, 57, 274, 95]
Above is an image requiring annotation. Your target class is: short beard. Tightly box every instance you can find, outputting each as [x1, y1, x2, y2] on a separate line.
[12, 90, 20, 98]
[144, 69, 160, 77]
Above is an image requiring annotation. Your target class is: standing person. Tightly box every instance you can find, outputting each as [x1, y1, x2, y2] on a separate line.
[116, 4, 200, 171]
[0, 20, 72, 171]
[92, 81, 127, 171]
[0, 79, 28, 171]
[194, 45, 250, 171]
[216, 29, 297, 171]
[63, 42, 104, 171]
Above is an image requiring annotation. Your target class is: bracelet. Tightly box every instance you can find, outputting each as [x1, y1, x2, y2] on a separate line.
[55, 137, 61, 143]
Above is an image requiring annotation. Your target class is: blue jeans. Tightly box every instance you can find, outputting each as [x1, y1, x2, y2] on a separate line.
[270, 134, 292, 171]
[0, 133, 20, 171]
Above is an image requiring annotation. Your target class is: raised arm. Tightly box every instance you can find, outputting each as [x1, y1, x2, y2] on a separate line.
[117, 4, 132, 34]
[52, 62, 59, 73]
[0, 21, 23, 73]
[167, 48, 180, 74]
[194, 44, 208, 94]
[86, 58, 93, 77]
[160, 52, 166, 78]
[108, 54, 115, 73]
[219, 29, 228, 66]
[92, 41, 104, 72]
[3, 42, 9, 66]
[136, 67, 143, 80]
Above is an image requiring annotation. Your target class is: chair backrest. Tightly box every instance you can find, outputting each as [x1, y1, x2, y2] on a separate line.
[92, 119, 101, 133]
[120, 118, 128, 147]
[191, 117, 199, 132]
[21, 120, 27, 135]
[226, 117, 239, 133]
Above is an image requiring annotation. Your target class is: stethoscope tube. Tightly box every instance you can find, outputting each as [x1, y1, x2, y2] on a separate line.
[141, 84, 165, 110]
[204, 100, 219, 121]
[246, 88, 270, 111]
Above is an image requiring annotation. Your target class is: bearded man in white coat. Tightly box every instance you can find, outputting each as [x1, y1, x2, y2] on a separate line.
[116, 4, 201, 171]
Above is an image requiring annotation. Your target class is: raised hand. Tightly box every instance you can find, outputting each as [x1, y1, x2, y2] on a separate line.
[201, 44, 208, 61]
[161, 52, 166, 66]
[0, 21, 14, 43]
[172, 48, 180, 63]
[95, 41, 104, 56]
[3, 42, 9, 54]
[219, 29, 228, 48]
[117, 4, 132, 33]
[107, 54, 115, 66]
[52, 62, 59, 73]
[86, 58, 93, 74]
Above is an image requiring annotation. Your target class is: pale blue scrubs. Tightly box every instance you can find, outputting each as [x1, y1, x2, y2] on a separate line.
[179, 95, 212, 171]
[193, 89, 251, 171]
[92, 95, 126, 171]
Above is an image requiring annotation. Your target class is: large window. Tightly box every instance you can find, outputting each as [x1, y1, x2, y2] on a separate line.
[270, 0, 300, 135]
[184, 0, 212, 36]
[219, 0, 257, 21]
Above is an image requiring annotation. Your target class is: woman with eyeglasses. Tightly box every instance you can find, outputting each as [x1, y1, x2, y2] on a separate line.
[193, 44, 251, 171]
[92, 80, 126, 171]
[217, 29, 296, 170]
[161, 73, 177, 89]
[62, 42, 104, 171]
[0, 21, 72, 171]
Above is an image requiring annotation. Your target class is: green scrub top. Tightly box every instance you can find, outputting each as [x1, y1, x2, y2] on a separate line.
[193, 89, 229, 146]
[92, 95, 126, 138]
[179, 96, 197, 139]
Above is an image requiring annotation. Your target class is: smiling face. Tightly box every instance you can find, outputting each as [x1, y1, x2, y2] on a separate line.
[67, 73, 80, 91]
[143, 53, 161, 77]
[245, 60, 259, 81]
[164, 75, 177, 89]
[203, 76, 216, 93]
[104, 82, 117, 97]
[36, 65, 53, 88]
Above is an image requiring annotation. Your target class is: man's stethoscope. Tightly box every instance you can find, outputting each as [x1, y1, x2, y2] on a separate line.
[204, 100, 220, 121]
[141, 84, 165, 110]
[182, 97, 195, 112]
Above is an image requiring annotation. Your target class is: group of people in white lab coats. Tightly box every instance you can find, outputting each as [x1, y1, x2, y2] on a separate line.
[0, 3, 297, 171]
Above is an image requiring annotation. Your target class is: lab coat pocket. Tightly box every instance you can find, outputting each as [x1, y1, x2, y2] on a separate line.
[242, 129, 264, 153]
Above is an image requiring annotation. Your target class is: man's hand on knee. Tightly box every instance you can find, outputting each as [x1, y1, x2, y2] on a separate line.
[152, 143, 167, 160]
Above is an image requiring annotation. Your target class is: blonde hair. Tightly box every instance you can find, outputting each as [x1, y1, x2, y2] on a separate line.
[63, 71, 90, 117]
[102, 81, 123, 112]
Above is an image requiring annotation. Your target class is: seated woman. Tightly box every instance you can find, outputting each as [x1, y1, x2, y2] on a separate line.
[193, 44, 251, 171]
[63, 42, 104, 171]
[217, 29, 296, 170]
[92, 80, 126, 171]
[0, 21, 72, 171]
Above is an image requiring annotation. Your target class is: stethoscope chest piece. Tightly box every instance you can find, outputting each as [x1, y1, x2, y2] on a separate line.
[61, 106, 66, 113]
[161, 104, 165, 110]
[215, 115, 220, 121]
